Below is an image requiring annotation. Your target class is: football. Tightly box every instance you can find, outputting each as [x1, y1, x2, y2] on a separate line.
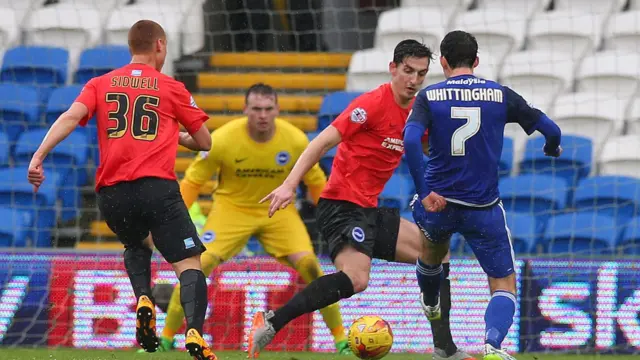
[348, 315, 394, 359]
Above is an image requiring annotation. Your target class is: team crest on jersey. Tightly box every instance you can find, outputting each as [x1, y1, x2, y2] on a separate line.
[276, 151, 290, 166]
[202, 231, 215, 243]
[351, 227, 365, 242]
[350, 107, 367, 124]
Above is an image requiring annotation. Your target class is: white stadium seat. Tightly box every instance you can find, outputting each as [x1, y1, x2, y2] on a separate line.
[52, 0, 128, 23]
[401, 0, 473, 12]
[130, 0, 206, 57]
[474, 0, 552, 19]
[553, 0, 627, 15]
[346, 49, 391, 92]
[375, 8, 447, 51]
[576, 51, 640, 99]
[500, 51, 575, 112]
[604, 11, 640, 53]
[25, 3, 102, 76]
[625, 98, 640, 134]
[0, 0, 41, 23]
[452, 10, 528, 65]
[528, 12, 603, 60]
[426, 53, 500, 85]
[599, 135, 640, 178]
[0, 7, 20, 49]
[551, 92, 628, 156]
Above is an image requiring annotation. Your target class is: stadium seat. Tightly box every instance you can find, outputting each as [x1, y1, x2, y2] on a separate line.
[549, 92, 627, 156]
[0, 131, 8, 168]
[552, 0, 627, 15]
[24, 3, 102, 71]
[573, 176, 640, 227]
[54, 0, 128, 23]
[599, 135, 640, 178]
[452, 10, 528, 64]
[519, 135, 593, 187]
[0, 0, 39, 23]
[528, 12, 603, 60]
[378, 173, 414, 210]
[45, 85, 84, 125]
[604, 11, 640, 53]
[500, 51, 575, 112]
[15, 129, 89, 222]
[346, 49, 390, 92]
[618, 216, 640, 254]
[505, 212, 538, 254]
[626, 97, 640, 134]
[474, 0, 552, 19]
[0, 7, 20, 54]
[0, 46, 69, 86]
[500, 137, 514, 178]
[317, 92, 363, 130]
[576, 51, 640, 99]
[499, 174, 568, 225]
[75, 45, 130, 84]
[401, 0, 473, 11]
[0, 166, 58, 247]
[0, 83, 40, 143]
[375, 8, 448, 52]
[544, 212, 618, 254]
[0, 206, 31, 247]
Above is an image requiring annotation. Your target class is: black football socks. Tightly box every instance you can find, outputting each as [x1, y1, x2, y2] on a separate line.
[179, 269, 208, 334]
[430, 263, 458, 356]
[270, 271, 355, 332]
[123, 246, 153, 299]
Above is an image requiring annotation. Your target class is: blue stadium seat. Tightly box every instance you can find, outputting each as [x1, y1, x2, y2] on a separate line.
[320, 146, 337, 174]
[573, 176, 640, 227]
[317, 91, 363, 130]
[75, 45, 130, 84]
[15, 129, 89, 221]
[0, 83, 40, 143]
[0, 46, 68, 86]
[619, 217, 640, 254]
[519, 135, 592, 187]
[0, 206, 32, 247]
[0, 166, 58, 247]
[505, 211, 538, 254]
[499, 174, 568, 215]
[379, 173, 414, 210]
[500, 137, 514, 178]
[544, 212, 618, 254]
[0, 132, 8, 167]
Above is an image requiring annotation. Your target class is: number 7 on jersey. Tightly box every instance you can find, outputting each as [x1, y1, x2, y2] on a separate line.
[450, 107, 481, 156]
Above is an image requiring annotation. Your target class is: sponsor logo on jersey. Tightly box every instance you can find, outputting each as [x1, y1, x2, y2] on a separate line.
[351, 227, 365, 242]
[235, 157, 248, 163]
[446, 77, 486, 85]
[381, 137, 404, 152]
[183, 237, 196, 249]
[131, 70, 142, 77]
[350, 107, 367, 124]
[202, 231, 215, 243]
[276, 151, 290, 166]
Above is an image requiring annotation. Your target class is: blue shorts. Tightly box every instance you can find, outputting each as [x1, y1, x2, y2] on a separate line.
[411, 196, 515, 279]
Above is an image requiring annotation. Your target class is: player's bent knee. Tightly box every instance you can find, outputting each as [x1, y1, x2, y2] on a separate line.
[488, 272, 517, 294]
[291, 252, 324, 283]
[341, 268, 369, 293]
[171, 255, 202, 277]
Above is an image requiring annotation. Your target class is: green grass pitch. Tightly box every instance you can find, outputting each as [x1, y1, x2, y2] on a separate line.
[2, 349, 640, 360]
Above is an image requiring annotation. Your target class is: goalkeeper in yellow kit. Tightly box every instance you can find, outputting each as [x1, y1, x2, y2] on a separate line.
[158, 83, 351, 354]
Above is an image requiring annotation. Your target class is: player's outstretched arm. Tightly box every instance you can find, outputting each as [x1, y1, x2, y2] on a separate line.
[260, 125, 342, 217]
[27, 102, 88, 192]
[504, 86, 562, 158]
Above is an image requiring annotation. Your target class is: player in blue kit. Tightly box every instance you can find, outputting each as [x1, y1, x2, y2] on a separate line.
[403, 31, 562, 360]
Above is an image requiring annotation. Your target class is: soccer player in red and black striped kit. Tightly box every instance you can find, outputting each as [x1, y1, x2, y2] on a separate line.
[27, 20, 217, 360]
[249, 40, 475, 360]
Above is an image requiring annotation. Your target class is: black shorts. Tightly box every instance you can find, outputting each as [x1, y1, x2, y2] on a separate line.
[316, 198, 401, 262]
[96, 177, 205, 263]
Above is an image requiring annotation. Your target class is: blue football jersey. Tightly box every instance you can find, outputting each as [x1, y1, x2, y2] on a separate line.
[405, 74, 541, 206]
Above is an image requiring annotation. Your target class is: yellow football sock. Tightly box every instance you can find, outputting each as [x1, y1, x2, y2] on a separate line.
[293, 253, 347, 343]
[161, 253, 221, 340]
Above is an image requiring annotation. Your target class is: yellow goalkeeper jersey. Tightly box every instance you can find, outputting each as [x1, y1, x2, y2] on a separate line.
[182, 117, 326, 209]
